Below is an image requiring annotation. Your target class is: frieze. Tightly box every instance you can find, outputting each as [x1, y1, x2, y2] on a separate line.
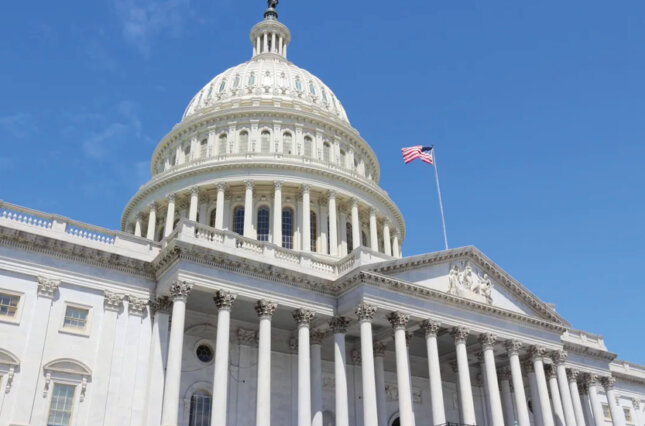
[448, 261, 493, 305]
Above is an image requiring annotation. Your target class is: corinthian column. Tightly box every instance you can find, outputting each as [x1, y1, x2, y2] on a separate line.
[351, 198, 360, 250]
[164, 194, 175, 237]
[302, 185, 311, 251]
[506, 340, 530, 426]
[215, 183, 225, 230]
[356, 302, 379, 426]
[369, 207, 378, 251]
[244, 180, 254, 238]
[602, 377, 626, 426]
[161, 281, 193, 426]
[273, 182, 282, 245]
[568, 369, 587, 426]
[328, 191, 338, 256]
[211, 290, 236, 426]
[255, 300, 277, 426]
[553, 350, 578, 426]
[146, 203, 157, 240]
[524, 360, 544, 426]
[479, 333, 504, 426]
[189, 187, 199, 221]
[383, 220, 392, 256]
[311, 330, 325, 426]
[546, 364, 566, 426]
[134, 213, 143, 237]
[585, 375, 605, 426]
[329, 316, 350, 426]
[499, 368, 515, 426]
[293, 309, 315, 426]
[579, 382, 595, 426]
[145, 296, 172, 426]
[451, 326, 476, 425]
[421, 319, 446, 425]
[387, 312, 414, 426]
[373, 342, 388, 426]
[530, 346, 555, 426]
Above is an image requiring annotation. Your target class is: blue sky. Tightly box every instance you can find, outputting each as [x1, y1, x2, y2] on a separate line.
[2, 1, 644, 362]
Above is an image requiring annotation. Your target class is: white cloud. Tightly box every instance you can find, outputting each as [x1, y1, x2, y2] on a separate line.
[82, 122, 129, 159]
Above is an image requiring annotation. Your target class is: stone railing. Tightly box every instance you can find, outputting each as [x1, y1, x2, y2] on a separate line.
[0, 201, 160, 260]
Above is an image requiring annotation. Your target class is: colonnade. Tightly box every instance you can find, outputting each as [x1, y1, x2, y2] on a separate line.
[133, 181, 402, 258]
[153, 286, 626, 426]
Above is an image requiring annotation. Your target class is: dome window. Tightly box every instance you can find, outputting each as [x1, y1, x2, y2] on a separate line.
[218, 134, 228, 155]
[239, 131, 249, 154]
[283, 132, 293, 155]
[295, 78, 302, 91]
[200, 139, 208, 158]
[303, 136, 313, 158]
[248, 73, 256, 86]
[257, 207, 270, 242]
[261, 131, 271, 153]
[310, 211, 317, 252]
[207, 85, 213, 98]
[309, 83, 316, 95]
[282, 208, 294, 249]
[323, 142, 331, 162]
[233, 207, 245, 235]
[322, 90, 328, 102]
[219, 80, 226, 93]
[339, 149, 346, 167]
[346, 222, 353, 251]
[233, 75, 240, 88]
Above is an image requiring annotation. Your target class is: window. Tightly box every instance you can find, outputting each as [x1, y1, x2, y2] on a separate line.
[0, 293, 19, 318]
[233, 75, 240, 88]
[63, 306, 88, 331]
[603, 404, 612, 421]
[304, 136, 313, 157]
[323, 142, 331, 162]
[200, 139, 208, 158]
[184, 144, 191, 161]
[239, 131, 249, 154]
[624, 407, 634, 424]
[326, 217, 330, 255]
[248, 73, 255, 86]
[257, 207, 270, 242]
[206, 85, 213, 98]
[170, 154, 176, 166]
[283, 132, 293, 154]
[219, 80, 226, 93]
[282, 208, 294, 249]
[196, 344, 213, 363]
[233, 207, 245, 235]
[309, 82, 316, 95]
[189, 390, 212, 426]
[346, 222, 353, 251]
[295, 78, 302, 91]
[218, 134, 227, 155]
[261, 130, 271, 153]
[310, 211, 317, 252]
[339, 149, 346, 167]
[47, 383, 75, 426]
[209, 209, 217, 227]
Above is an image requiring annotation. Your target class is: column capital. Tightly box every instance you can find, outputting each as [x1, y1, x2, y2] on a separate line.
[551, 349, 568, 365]
[292, 308, 315, 327]
[148, 201, 157, 211]
[498, 367, 512, 381]
[632, 398, 640, 409]
[327, 190, 336, 201]
[600, 376, 616, 390]
[329, 316, 350, 334]
[244, 180, 254, 190]
[355, 302, 377, 322]
[190, 186, 200, 196]
[420, 319, 441, 337]
[529, 345, 548, 361]
[149, 296, 172, 316]
[104, 291, 124, 312]
[36, 276, 60, 298]
[128, 296, 149, 316]
[216, 182, 226, 192]
[302, 184, 311, 195]
[254, 299, 277, 319]
[169, 280, 193, 302]
[567, 369, 580, 383]
[505, 339, 523, 355]
[167, 193, 176, 202]
[274, 181, 282, 190]
[522, 359, 535, 373]
[544, 364, 557, 380]
[351, 197, 359, 208]
[450, 326, 470, 344]
[373, 341, 386, 357]
[369, 206, 377, 216]
[310, 330, 325, 345]
[213, 290, 236, 311]
[478, 332, 497, 349]
[582, 373, 599, 387]
[386, 311, 410, 331]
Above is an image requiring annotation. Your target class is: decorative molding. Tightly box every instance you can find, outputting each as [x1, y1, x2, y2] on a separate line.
[420, 319, 441, 337]
[601, 376, 616, 390]
[355, 302, 377, 322]
[567, 369, 580, 383]
[544, 364, 556, 380]
[329, 316, 349, 334]
[4, 367, 14, 393]
[36, 276, 60, 298]
[386, 311, 409, 331]
[104, 291, 124, 312]
[255, 299, 277, 319]
[169, 280, 193, 302]
[552, 350, 568, 366]
[292, 308, 315, 327]
[213, 290, 236, 311]
[128, 296, 149, 316]
[529, 345, 548, 361]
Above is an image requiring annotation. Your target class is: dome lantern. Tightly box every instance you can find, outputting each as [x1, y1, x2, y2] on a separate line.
[250, 1, 291, 60]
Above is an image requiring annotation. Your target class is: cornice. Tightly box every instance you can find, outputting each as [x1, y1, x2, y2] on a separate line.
[563, 341, 617, 362]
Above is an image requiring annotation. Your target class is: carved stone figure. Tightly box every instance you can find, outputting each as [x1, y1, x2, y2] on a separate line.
[473, 273, 493, 304]
[267, 0, 278, 9]
[446, 262, 493, 304]
[448, 265, 460, 294]
[460, 264, 473, 290]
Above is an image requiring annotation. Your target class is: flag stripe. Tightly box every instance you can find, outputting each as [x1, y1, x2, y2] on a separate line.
[401, 145, 433, 165]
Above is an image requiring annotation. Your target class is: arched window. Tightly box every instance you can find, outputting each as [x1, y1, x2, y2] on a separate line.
[295, 78, 302, 91]
[218, 134, 227, 155]
[248, 73, 256, 86]
[184, 144, 191, 161]
[310, 211, 317, 252]
[233, 207, 244, 235]
[282, 208, 294, 249]
[309, 82, 316, 95]
[346, 222, 353, 251]
[283, 132, 293, 155]
[233, 74, 240, 88]
[257, 207, 270, 242]
[189, 390, 212, 426]
[200, 139, 208, 158]
[361, 231, 367, 247]
[304, 136, 313, 157]
[218, 80, 226, 93]
[239, 131, 249, 154]
[323, 142, 331, 162]
[339, 149, 346, 167]
[170, 154, 176, 166]
[261, 130, 271, 153]
[209, 209, 217, 227]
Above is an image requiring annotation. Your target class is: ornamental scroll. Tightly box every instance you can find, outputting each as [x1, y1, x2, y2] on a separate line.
[448, 261, 493, 304]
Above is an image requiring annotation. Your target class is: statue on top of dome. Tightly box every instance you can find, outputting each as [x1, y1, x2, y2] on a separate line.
[267, 0, 278, 9]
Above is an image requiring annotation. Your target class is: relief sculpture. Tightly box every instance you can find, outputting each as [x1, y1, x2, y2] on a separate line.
[448, 261, 494, 304]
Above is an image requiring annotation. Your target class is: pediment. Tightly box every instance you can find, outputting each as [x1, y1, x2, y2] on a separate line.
[0, 349, 20, 366]
[43, 358, 91, 377]
[368, 246, 569, 326]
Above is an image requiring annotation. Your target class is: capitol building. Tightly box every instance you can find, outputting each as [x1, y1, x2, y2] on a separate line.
[0, 3, 644, 426]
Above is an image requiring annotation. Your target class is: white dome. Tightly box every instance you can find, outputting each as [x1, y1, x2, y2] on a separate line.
[182, 56, 350, 124]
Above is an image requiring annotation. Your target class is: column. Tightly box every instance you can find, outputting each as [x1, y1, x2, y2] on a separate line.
[255, 300, 277, 426]
[451, 326, 476, 425]
[144, 297, 172, 426]
[525, 360, 544, 426]
[215, 183, 225, 229]
[211, 291, 236, 425]
[553, 350, 578, 426]
[580, 382, 596, 426]
[393, 233, 401, 258]
[328, 191, 338, 256]
[293, 309, 315, 426]
[530, 346, 555, 426]
[244, 180, 254, 238]
[369, 207, 378, 251]
[499, 368, 515, 426]
[383, 220, 392, 256]
[263, 33, 268, 53]
[272, 182, 282, 245]
[356, 302, 379, 426]
[479, 333, 504, 426]
[302, 185, 311, 252]
[568, 370, 587, 426]
[351, 198, 360, 250]
[632, 400, 642, 426]
[160, 281, 193, 426]
[478, 351, 492, 425]
[585, 375, 605, 426]
[602, 377, 626, 426]
[373, 342, 388, 426]
[311, 330, 324, 426]
[506, 340, 530, 426]
[387, 312, 414, 426]
[188, 187, 199, 221]
[271, 32, 276, 53]
[329, 317, 350, 426]
[164, 194, 175, 237]
[134, 214, 143, 237]
[421, 320, 446, 426]
[546, 365, 566, 426]
[146, 203, 157, 240]
[319, 200, 328, 254]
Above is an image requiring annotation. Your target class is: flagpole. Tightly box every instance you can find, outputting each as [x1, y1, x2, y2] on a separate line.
[431, 146, 449, 250]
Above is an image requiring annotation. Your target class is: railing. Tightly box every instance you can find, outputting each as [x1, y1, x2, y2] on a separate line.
[0, 202, 54, 230]
[65, 223, 116, 245]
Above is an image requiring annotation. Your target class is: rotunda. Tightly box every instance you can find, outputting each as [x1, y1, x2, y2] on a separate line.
[121, 3, 404, 259]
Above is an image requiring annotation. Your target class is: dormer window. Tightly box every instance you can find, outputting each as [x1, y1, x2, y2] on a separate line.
[207, 85, 213, 98]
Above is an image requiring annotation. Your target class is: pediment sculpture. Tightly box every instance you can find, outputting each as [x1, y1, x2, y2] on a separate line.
[448, 261, 493, 305]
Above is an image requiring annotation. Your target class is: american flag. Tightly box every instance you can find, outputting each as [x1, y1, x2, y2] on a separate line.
[401, 145, 434, 165]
